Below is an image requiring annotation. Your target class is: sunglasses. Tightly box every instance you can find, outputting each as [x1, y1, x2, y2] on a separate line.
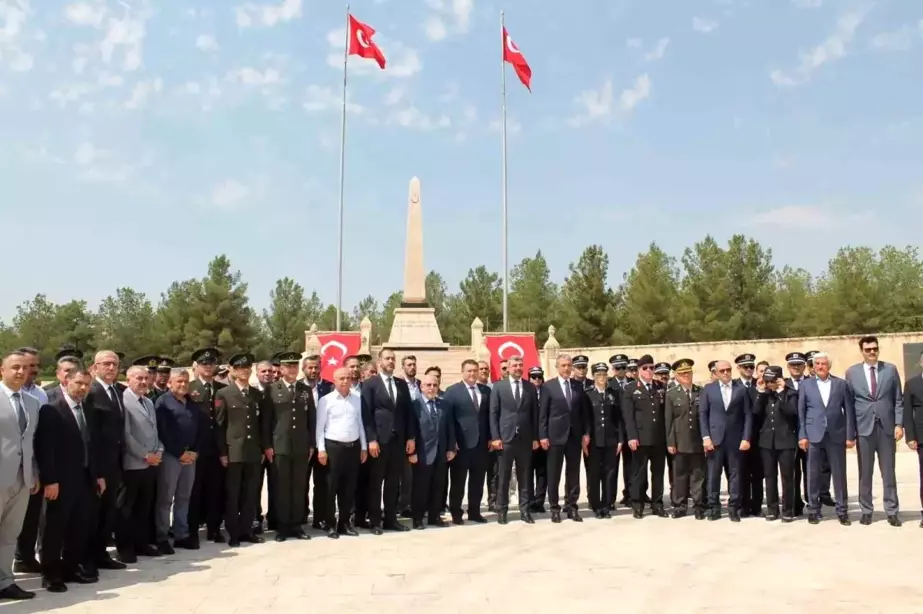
[863, 347, 879, 353]
[717, 368, 732, 374]
[639, 366, 654, 372]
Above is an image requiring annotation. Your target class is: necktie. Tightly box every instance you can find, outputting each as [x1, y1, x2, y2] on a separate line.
[428, 400, 436, 419]
[513, 380, 520, 402]
[469, 386, 479, 411]
[870, 366, 877, 397]
[205, 382, 212, 397]
[644, 383, 650, 394]
[108, 385, 121, 411]
[387, 377, 395, 402]
[687, 389, 692, 404]
[564, 380, 571, 403]
[74, 403, 89, 465]
[11, 392, 26, 435]
[289, 384, 296, 397]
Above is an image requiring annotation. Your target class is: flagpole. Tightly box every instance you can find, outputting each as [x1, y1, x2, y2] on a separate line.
[336, 5, 350, 332]
[500, 10, 509, 333]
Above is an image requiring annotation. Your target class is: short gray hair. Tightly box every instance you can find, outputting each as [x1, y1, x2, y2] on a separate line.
[812, 352, 831, 363]
[169, 367, 190, 380]
[126, 365, 149, 379]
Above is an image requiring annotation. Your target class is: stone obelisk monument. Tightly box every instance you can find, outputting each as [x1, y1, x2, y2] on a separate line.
[387, 177, 449, 349]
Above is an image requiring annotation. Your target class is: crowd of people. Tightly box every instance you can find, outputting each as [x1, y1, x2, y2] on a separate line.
[0, 334, 920, 602]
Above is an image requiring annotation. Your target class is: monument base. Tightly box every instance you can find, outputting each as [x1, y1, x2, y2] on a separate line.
[387, 307, 450, 350]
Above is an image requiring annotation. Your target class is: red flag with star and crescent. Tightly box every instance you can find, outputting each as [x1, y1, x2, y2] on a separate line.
[348, 13, 386, 69]
[502, 26, 531, 91]
[484, 334, 541, 381]
[317, 332, 363, 382]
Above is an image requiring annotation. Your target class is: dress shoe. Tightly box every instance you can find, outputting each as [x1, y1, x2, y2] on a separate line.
[12, 559, 41, 574]
[551, 511, 562, 523]
[487, 502, 498, 513]
[728, 510, 741, 523]
[274, 534, 287, 542]
[529, 503, 546, 514]
[138, 544, 163, 556]
[42, 577, 67, 593]
[293, 530, 311, 540]
[240, 534, 264, 544]
[173, 537, 199, 551]
[632, 507, 644, 519]
[708, 510, 721, 521]
[65, 568, 98, 584]
[602, 509, 612, 519]
[383, 521, 409, 532]
[209, 531, 226, 544]
[808, 513, 820, 525]
[252, 523, 263, 535]
[158, 541, 175, 555]
[429, 517, 447, 528]
[918, 518, 923, 528]
[115, 551, 137, 564]
[521, 512, 535, 524]
[327, 529, 339, 539]
[228, 538, 241, 547]
[370, 526, 383, 536]
[338, 525, 359, 537]
[820, 494, 835, 507]
[354, 519, 371, 529]
[887, 515, 902, 527]
[694, 510, 707, 520]
[651, 507, 668, 518]
[860, 513, 873, 525]
[781, 516, 795, 523]
[451, 515, 465, 525]
[468, 514, 487, 524]
[400, 508, 413, 519]
[413, 521, 425, 530]
[765, 513, 780, 522]
[672, 509, 687, 519]
[96, 556, 127, 570]
[0, 583, 35, 600]
[838, 514, 851, 526]
[498, 512, 508, 525]
[567, 509, 583, 522]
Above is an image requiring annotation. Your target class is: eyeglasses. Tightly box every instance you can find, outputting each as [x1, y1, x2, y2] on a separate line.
[741, 365, 754, 369]
[717, 368, 732, 374]
[863, 347, 879, 353]
[639, 366, 654, 372]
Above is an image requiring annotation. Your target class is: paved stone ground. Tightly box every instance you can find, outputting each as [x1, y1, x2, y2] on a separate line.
[8, 450, 923, 613]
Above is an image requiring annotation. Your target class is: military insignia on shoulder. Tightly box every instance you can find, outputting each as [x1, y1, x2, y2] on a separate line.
[633, 389, 642, 396]
[190, 390, 201, 401]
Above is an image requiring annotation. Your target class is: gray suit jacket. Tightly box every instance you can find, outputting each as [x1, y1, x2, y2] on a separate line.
[0, 387, 40, 489]
[845, 361, 904, 437]
[122, 388, 163, 471]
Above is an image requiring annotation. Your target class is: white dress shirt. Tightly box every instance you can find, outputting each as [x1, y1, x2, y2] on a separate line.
[558, 376, 571, 400]
[405, 375, 420, 401]
[21, 383, 48, 405]
[720, 382, 732, 409]
[466, 383, 481, 406]
[316, 389, 367, 453]
[816, 376, 832, 406]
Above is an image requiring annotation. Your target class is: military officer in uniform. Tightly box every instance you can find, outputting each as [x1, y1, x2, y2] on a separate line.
[654, 361, 675, 496]
[734, 353, 764, 517]
[526, 366, 547, 513]
[665, 359, 706, 519]
[623, 355, 668, 518]
[606, 354, 631, 509]
[754, 365, 800, 521]
[625, 358, 638, 383]
[186, 347, 227, 543]
[215, 353, 265, 547]
[571, 355, 592, 391]
[260, 351, 315, 541]
[585, 362, 621, 518]
[150, 358, 173, 400]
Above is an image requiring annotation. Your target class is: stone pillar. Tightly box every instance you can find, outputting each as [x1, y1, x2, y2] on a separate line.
[402, 176, 426, 304]
[543, 325, 560, 374]
[359, 316, 372, 353]
[304, 323, 321, 355]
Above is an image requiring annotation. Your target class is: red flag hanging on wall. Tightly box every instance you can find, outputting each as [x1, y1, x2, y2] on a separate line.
[484, 334, 541, 381]
[502, 26, 532, 91]
[348, 13, 387, 69]
[316, 332, 363, 383]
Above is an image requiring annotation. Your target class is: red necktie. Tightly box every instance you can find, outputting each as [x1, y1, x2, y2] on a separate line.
[869, 366, 877, 397]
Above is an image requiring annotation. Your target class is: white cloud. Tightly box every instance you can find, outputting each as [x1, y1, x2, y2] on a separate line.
[211, 179, 250, 208]
[228, 67, 282, 85]
[389, 106, 451, 130]
[8, 49, 33, 72]
[451, 0, 473, 32]
[77, 165, 133, 184]
[49, 83, 94, 107]
[124, 77, 162, 109]
[383, 86, 404, 105]
[869, 27, 913, 52]
[326, 28, 421, 78]
[424, 17, 447, 41]
[791, 0, 822, 7]
[235, 0, 302, 29]
[644, 37, 670, 62]
[749, 205, 869, 229]
[303, 84, 363, 114]
[0, 0, 33, 72]
[74, 141, 100, 165]
[770, 9, 868, 88]
[64, 2, 107, 27]
[196, 33, 219, 53]
[692, 17, 718, 34]
[567, 74, 651, 127]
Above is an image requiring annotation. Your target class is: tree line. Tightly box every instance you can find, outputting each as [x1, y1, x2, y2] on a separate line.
[2, 237, 921, 372]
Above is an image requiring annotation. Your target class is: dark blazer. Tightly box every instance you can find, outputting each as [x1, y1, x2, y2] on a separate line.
[85, 379, 126, 477]
[665, 384, 703, 454]
[753, 386, 799, 450]
[260, 379, 316, 456]
[798, 376, 856, 444]
[443, 381, 490, 451]
[622, 380, 667, 447]
[46, 384, 63, 405]
[187, 379, 226, 457]
[489, 377, 539, 444]
[539, 377, 589, 445]
[35, 396, 100, 493]
[699, 379, 753, 446]
[361, 374, 413, 445]
[215, 383, 264, 463]
[411, 396, 453, 466]
[585, 386, 621, 446]
[904, 374, 923, 444]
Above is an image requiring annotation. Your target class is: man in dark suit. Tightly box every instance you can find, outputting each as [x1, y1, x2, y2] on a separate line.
[526, 366, 547, 513]
[700, 359, 753, 522]
[35, 367, 103, 592]
[606, 354, 632, 509]
[586, 362, 621, 518]
[444, 359, 491, 524]
[83, 350, 128, 573]
[902, 354, 923, 527]
[539, 354, 589, 523]
[300, 354, 333, 529]
[360, 348, 414, 535]
[408, 375, 454, 529]
[623, 355, 668, 519]
[798, 352, 855, 525]
[733, 353, 764, 518]
[215, 353, 265, 547]
[489, 355, 539, 525]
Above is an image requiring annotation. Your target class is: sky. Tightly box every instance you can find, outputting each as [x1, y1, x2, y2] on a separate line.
[1, 0, 921, 323]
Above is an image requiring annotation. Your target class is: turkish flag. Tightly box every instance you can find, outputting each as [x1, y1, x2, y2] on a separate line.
[502, 26, 531, 91]
[484, 334, 541, 381]
[316, 332, 362, 383]
[348, 14, 386, 69]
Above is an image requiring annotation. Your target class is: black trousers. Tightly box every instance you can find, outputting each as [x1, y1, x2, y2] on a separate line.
[189, 453, 224, 534]
[353, 454, 370, 521]
[255, 458, 275, 529]
[449, 444, 489, 516]
[400, 458, 413, 511]
[741, 447, 764, 514]
[307, 454, 328, 524]
[761, 447, 797, 516]
[116, 467, 158, 553]
[531, 447, 548, 507]
[497, 437, 533, 512]
[666, 451, 674, 493]
[797, 447, 830, 505]
[630, 445, 666, 507]
[412, 458, 448, 522]
[586, 444, 617, 511]
[224, 461, 261, 539]
[547, 437, 582, 512]
[486, 450, 501, 507]
[41, 471, 92, 580]
[14, 490, 44, 563]
[325, 439, 360, 528]
[88, 471, 120, 562]
[611, 445, 641, 505]
[672, 452, 706, 511]
[367, 437, 405, 527]
[272, 454, 310, 534]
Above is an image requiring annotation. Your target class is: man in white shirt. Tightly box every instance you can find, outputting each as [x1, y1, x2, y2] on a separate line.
[316, 367, 368, 539]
